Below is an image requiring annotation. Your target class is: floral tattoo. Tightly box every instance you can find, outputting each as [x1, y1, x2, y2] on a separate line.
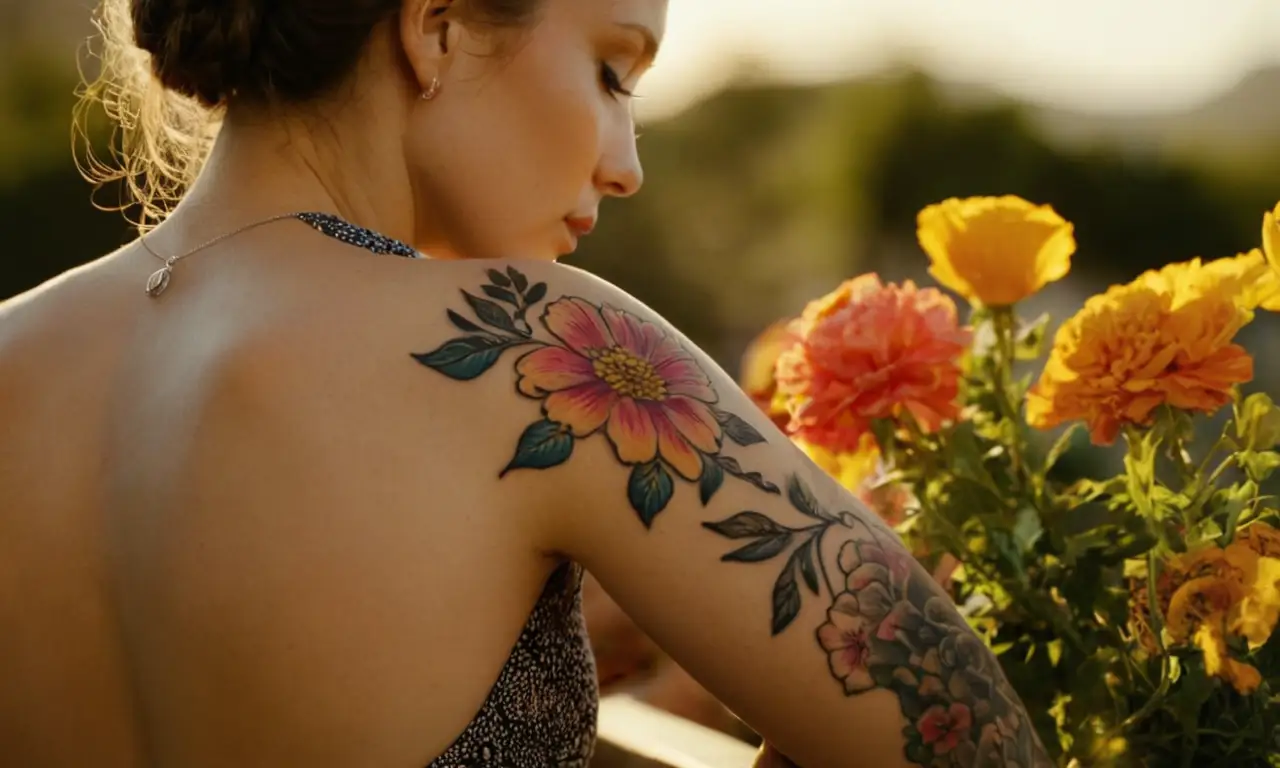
[412, 267, 779, 526]
[704, 475, 1050, 768]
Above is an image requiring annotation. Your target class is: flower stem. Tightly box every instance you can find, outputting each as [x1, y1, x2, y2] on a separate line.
[992, 308, 1025, 483]
[1113, 550, 1172, 734]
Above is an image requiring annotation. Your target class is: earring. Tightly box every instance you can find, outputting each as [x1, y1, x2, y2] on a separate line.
[420, 77, 442, 101]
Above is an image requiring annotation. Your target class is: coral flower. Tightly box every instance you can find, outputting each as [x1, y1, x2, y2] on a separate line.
[774, 275, 970, 453]
[917, 195, 1075, 307]
[515, 297, 721, 480]
[1026, 275, 1254, 446]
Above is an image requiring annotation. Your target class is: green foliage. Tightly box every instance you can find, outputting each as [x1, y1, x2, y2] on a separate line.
[875, 304, 1280, 766]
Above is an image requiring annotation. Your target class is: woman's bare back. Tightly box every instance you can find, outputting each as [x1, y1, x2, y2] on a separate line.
[0, 229, 583, 767]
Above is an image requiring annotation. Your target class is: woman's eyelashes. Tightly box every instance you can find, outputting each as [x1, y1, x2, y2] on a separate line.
[600, 63, 634, 98]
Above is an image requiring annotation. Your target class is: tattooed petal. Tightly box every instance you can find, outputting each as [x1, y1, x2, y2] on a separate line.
[601, 305, 648, 356]
[876, 600, 926, 643]
[837, 541, 862, 575]
[845, 563, 892, 594]
[543, 297, 613, 353]
[544, 382, 616, 437]
[917, 703, 973, 755]
[818, 597, 877, 693]
[657, 356, 718, 403]
[918, 674, 946, 698]
[515, 346, 597, 397]
[653, 410, 704, 481]
[606, 398, 659, 464]
[662, 396, 722, 453]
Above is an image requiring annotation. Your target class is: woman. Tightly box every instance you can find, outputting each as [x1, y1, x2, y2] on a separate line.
[0, 1, 1048, 766]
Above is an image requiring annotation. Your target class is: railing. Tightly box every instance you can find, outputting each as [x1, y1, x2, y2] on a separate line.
[591, 695, 759, 768]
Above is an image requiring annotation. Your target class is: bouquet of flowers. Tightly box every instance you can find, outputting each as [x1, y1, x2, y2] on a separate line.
[743, 196, 1280, 766]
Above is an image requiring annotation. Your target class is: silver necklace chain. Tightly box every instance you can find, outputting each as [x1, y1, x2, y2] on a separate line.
[140, 212, 303, 298]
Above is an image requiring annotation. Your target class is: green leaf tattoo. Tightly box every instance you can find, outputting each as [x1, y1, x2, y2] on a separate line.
[414, 267, 776, 527]
[703, 474, 1051, 768]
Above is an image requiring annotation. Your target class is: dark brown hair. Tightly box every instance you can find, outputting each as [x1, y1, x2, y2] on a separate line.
[75, 0, 540, 228]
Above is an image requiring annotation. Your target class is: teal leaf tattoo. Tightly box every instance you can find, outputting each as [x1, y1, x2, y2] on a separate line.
[723, 532, 793, 563]
[772, 566, 801, 636]
[715, 409, 768, 447]
[628, 461, 675, 528]
[702, 511, 789, 538]
[447, 309, 485, 334]
[699, 453, 725, 505]
[507, 266, 529, 293]
[412, 336, 511, 381]
[502, 419, 575, 476]
[463, 291, 522, 336]
[714, 455, 781, 495]
[482, 285, 519, 305]
[487, 268, 513, 287]
[797, 537, 821, 594]
[524, 282, 548, 305]
[787, 473, 832, 521]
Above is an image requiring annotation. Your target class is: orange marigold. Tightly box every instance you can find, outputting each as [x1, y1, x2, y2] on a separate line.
[1026, 270, 1254, 446]
[774, 274, 971, 453]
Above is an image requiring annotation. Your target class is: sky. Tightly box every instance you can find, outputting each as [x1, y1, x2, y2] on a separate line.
[634, 0, 1280, 121]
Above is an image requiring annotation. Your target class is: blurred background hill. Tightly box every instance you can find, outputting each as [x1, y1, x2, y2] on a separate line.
[2, 0, 1278, 410]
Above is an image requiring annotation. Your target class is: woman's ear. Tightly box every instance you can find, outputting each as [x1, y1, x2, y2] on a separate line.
[399, 0, 464, 90]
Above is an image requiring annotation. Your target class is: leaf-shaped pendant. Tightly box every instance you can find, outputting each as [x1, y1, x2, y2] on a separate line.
[146, 266, 172, 297]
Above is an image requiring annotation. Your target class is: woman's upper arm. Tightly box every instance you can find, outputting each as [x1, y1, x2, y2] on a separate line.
[413, 260, 1048, 768]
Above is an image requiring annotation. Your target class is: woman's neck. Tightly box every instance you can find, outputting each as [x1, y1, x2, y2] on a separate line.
[169, 104, 415, 245]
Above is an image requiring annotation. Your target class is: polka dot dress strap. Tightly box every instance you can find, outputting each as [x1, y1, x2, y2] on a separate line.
[294, 212, 420, 259]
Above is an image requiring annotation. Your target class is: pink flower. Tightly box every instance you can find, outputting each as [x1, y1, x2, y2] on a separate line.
[918, 703, 974, 754]
[816, 593, 882, 694]
[775, 275, 970, 452]
[516, 298, 722, 480]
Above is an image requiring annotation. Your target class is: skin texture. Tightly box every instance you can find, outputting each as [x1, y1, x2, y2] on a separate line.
[0, 0, 1048, 765]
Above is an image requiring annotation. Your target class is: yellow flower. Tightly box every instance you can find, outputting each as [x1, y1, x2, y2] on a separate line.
[1264, 202, 1280, 276]
[1194, 624, 1262, 695]
[1138, 250, 1280, 313]
[1234, 556, 1280, 646]
[796, 434, 880, 493]
[916, 195, 1075, 307]
[1027, 273, 1253, 445]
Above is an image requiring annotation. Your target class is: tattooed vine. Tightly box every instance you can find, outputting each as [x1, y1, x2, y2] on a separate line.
[413, 267, 779, 527]
[704, 474, 1049, 768]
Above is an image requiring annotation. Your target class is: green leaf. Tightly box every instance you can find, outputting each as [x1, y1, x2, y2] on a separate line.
[715, 409, 768, 446]
[770, 561, 801, 635]
[482, 284, 519, 305]
[786, 474, 828, 521]
[724, 532, 794, 563]
[702, 511, 789, 539]
[1047, 639, 1063, 667]
[524, 282, 548, 305]
[462, 291, 521, 335]
[446, 309, 485, 333]
[501, 419, 574, 476]
[628, 461, 675, 528]
[1240, 451, 1280, 483]
[1014, 312, 1051, 360]
[1013, 506, 1044, 554]
[1045, 424, 1084, 473]
[1237, 392, 1280, 451]
[506, 266, 530, 293]
[698, 453, 724, 505]
[412, 336, 510, 380]
[486, 268, 512, 287]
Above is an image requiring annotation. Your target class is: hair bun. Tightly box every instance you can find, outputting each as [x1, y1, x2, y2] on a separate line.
[131, 0, 262, 107]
